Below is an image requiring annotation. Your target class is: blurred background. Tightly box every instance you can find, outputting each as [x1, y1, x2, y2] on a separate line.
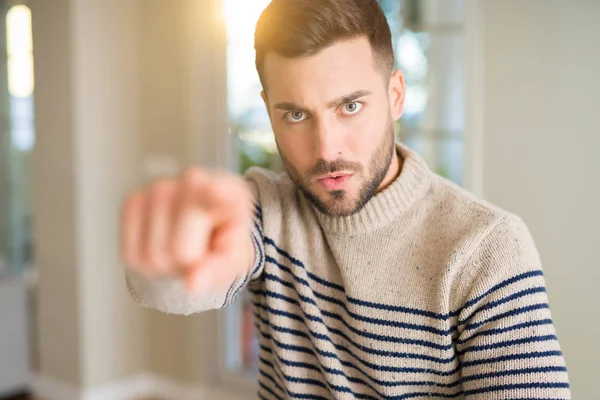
[0, 0, 598, 399]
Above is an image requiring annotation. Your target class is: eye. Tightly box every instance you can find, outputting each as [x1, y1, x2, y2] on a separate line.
[341, 101, 363, 115]
[285, 110, 307, 124]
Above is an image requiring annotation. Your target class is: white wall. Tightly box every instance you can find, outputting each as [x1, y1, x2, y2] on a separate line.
[32, 0, 148, 391]
[73, 0, 148, 388]
[481, 1, 600, 396]
[31, 0, 83, 385]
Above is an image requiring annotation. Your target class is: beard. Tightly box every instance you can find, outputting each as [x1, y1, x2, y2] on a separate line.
[279, 119, 396, 217]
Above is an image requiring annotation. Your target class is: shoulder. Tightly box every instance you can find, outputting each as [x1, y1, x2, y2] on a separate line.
[424, 173, 540, 272]
[430, 173, 508, 223]
[425, 177, 545, 313]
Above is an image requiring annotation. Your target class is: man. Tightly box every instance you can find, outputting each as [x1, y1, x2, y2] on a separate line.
[121, 0, 571, 398]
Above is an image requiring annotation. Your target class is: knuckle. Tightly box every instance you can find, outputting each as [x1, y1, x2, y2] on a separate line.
[150, 179, 176, 198]
[146, 249, 167, 270]
[123, 190, 144, 209]
[182, 167, 205, 185]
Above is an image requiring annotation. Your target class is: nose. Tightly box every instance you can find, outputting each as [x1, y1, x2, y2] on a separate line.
[313, 115, 343, 161]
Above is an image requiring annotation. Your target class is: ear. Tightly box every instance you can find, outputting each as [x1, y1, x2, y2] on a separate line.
[388, 69, 405, 121]
[261, 90, 272, 119]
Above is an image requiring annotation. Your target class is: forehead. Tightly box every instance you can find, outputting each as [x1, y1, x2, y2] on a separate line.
[262, 38, 386, 102]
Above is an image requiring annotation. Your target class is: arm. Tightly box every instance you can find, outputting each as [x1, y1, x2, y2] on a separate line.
[455, 215, 570, 399]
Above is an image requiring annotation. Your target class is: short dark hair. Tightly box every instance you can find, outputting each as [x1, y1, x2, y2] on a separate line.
[254, 0, 394, 90]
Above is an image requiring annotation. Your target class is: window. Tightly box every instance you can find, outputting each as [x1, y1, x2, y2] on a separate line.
[0, 4, 35, 276]
[220, 0, 466, 381]
[221, 0, 271, 379]
[381, 0, 465, 184]
[223, 0, 278, 174]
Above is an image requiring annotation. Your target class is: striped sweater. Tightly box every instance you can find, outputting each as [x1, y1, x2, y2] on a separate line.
[127, 143, 571, 399]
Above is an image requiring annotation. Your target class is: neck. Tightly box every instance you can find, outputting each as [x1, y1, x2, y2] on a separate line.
[377, 147, 403, 193]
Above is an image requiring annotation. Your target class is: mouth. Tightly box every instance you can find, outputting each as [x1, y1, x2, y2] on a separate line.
[316, 173, 354, 191]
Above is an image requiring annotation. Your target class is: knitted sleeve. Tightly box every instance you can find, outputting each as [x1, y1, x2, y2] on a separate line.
[124, 174, 266, 315]
[455, 215, 571, 399]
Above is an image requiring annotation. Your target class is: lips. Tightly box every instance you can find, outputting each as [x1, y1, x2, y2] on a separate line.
[317, 173, 353, 191]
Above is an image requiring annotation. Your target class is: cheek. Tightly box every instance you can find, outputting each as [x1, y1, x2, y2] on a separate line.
[273, 124, 314, 170]
[345, 115, 386, 159]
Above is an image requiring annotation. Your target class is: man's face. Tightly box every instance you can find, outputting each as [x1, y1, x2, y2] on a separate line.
[261, 38, 405, 217]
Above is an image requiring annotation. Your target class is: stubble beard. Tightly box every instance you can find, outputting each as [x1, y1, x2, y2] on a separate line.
[280, 120, 396, 217]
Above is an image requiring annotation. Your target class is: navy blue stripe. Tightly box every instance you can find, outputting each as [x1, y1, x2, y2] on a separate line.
[458, 286, 547, 326]
[456, 318, 554, 345]
[265, 347, 462, 400]
[227, 280, 243, 306]
[495, 398, 569, 400]
[259, 313, 463, 400]
[264, 257, 453, 336]
[259, 319, 566, 391]
[458, 334, 558, 356]
[263, 355, 330, 392]
[248, 217, 266, 285]
[261, 272, 453, 349]
[269, 356, 380, 400]
[389, 391, 463, 399]
[254, 220, 264, 240]
[226, 209, 265, 303]
[276, 356, 461, 390]
[264, 237, 451, 320]
[258, 317, 459, 391]
[254, 203, 263, 220]
[262, 258, 552, 354]
[235, 231, 263, 293]
[259, 381, 283, 400]
[252, 288, 457, 363]
[259, 333, 462, 392]
[264, 237, 545, 322]
[221, 277, 236, 308]
[266, 347, 382, 397]
[252, 224, 265, 272]
[264, 237, 346, 289]
[461, 366, 568, 383]
[259, 368, 286, 397]
[463, 382, 570, 396]
[462, 350, 564, 368]
[463, 303, 550, 332]
[270, 362, 289, 397]
[256, 302, 563, 383]
[253, 315, 461, 377]
[258, 317, 564, 388]
[227, 270, 248, 307]
[226, 227, 265, 302]
[458, 269, 544, 313]
[269, 360, 332, 400]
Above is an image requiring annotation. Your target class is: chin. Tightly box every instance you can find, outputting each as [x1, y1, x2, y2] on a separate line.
[318, 192, 362, 217]
[300, 183, 363, 217]
[325, 205, 358, 217]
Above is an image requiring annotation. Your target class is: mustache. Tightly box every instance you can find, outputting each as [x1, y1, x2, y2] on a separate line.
[306, 158, 363, 179]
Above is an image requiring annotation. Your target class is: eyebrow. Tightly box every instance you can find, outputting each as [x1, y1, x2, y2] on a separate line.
[273, 90, 372, 113]
[326, 90, 372, 109]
